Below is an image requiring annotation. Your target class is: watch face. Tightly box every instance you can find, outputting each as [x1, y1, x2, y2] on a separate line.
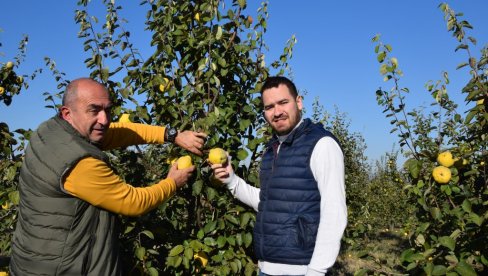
[169, 128, 177, 136]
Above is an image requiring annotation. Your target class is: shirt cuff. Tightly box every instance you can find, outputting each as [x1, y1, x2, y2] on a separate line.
[306, 267, 326, 276]
[224, 171, 238, 189]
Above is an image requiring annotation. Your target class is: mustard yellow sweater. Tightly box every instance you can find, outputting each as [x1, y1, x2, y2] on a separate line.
[64, 122, 175, 217]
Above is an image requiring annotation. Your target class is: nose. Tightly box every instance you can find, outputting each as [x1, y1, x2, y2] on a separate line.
[273, 105, 284, 118]
[98, 110, 110, 125]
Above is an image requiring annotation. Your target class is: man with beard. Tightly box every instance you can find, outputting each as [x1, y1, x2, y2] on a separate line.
[211, 76, 347, 275]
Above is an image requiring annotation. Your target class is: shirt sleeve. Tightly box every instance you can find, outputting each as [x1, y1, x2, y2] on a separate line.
[226, 173, 260, 212]
[307, 136, 348, 275]
[63, 157, 176, 217]
[101, 122, 166, 150]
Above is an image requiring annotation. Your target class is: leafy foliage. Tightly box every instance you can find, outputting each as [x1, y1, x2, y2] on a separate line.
[0, 34, 33, 263]
[373, 2, 487, 274]
[69, 0, 296, 274]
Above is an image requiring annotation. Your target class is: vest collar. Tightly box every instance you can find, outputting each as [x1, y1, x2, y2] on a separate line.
[268, 118, 312, 147]
[53, 115, 102, 147]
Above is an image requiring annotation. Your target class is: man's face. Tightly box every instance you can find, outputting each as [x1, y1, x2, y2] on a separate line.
[62, 81, 112, 144]
[262, 84, 303, 136]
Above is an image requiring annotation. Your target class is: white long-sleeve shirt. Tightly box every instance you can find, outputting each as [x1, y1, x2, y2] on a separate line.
[224, 130, 347, 275]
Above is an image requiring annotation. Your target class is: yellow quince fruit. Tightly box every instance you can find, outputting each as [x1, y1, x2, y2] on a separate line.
[477, 98, 484, 105]
[159, 77, 170, 92]
[177, 155, 193, 169]
[432, 166, 451, 184]
[193, 251, 208, 267]
[437, 151, 455, 168]
[208, 148, 227, 165]
[5, 61, 14, 69]
[194, 13, 200, 22]
[0, 86, 5, 95]
[118, 113, 132, 123]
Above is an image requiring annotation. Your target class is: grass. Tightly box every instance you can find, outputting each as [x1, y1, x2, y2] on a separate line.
[330, 229, 410, 275]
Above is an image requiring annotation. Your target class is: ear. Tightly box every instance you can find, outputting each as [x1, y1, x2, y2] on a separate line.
[296, 95, 303, 111]
[60, 106, 72, 122]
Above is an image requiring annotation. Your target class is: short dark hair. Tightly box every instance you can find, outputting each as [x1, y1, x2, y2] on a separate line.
[260, 76, 298, 98]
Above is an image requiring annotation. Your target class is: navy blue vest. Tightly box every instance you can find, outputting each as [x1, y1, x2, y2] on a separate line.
[254, 119, 339, 265]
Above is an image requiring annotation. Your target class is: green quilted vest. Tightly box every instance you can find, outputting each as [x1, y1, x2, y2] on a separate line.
[10, 116, 122, 275]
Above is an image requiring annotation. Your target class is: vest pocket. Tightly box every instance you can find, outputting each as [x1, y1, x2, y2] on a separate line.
[297, 216, 319, 249]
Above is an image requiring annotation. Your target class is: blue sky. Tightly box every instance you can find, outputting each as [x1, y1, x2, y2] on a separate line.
[1, 1, 487, 163]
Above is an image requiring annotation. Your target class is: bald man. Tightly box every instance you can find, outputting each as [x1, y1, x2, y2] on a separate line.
[9, 78, 207, 275]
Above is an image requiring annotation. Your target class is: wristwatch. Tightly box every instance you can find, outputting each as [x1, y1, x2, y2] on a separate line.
[165, 126, 178, 143]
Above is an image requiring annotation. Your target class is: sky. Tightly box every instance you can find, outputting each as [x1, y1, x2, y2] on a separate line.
[1, 0, 487, 164]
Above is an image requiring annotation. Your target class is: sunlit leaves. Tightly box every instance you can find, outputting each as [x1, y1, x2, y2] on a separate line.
[374, 4, 487, 275]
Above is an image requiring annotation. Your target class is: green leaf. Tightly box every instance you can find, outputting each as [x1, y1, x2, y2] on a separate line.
[380, 64, 388, 75]
[197, 229, 204, 240]
[124, 225, 135, 234]
[237, 148, 249, 161]
[184, 247, 193, 260]
[456, 62, 469, 69]
[8, 190, 20, 205]
[206, 186, 217, 201]
[230, 261, 238, 273]
[406, 262, 417, 271]
[147, 267, 158, 276]
[462, 199, 472, 212]
[354, 269, 368, 276]
[193, 179, 203, 195]
[225, 214, 239, 225]
[455, 261, 477, 276]
[455, 44, 468, 51]
[418, 222, 430, 232]
[243, 232, 252, 248]
[135, 246, 146, 260]
[481, 254, 488, 266]
[404, 158, 420, 178]
[204, 220, 217, 234]
[377, 52, 386, 63]
[216, 26, 223, 40]
[141, 230, 154, 239]
[438, 236, 455, 251]
[465, 110, 476, 124]
[237, 0, 246, 8]
[430, 207, 442, 220]
[445, 254, 458, 264]
[240, 212, 251, 227]
[356, 250, 369, 258]
[469, 213, 483, 226]
[217, 235, 227, 248]
[168, 245, 184, 257]
[189, 240, 203, 251]
[227, 236, 236, 246]
[204, 237, 217, 246]
[432, 265, 447, 276]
